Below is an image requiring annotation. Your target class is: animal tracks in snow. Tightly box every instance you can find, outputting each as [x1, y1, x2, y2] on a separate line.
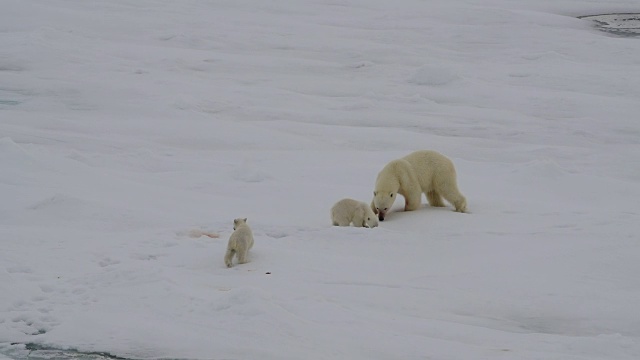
[3, 285, 62, 338]
[98, 257, 121, 268]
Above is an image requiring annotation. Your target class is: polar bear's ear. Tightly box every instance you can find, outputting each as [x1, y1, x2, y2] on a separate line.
[373, 191, 377, 196]
[243, 218, 247, 222]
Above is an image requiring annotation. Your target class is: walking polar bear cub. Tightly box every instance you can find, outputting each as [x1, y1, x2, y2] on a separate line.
[371, 150, 467, 221]
[331, 198, 378, 228]
[224, 218, 254, 268]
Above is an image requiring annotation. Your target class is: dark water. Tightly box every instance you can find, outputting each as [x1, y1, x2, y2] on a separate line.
[2, 344, 134, 360]
[579, 13, 640, 37]
[1, 343, 196, 360]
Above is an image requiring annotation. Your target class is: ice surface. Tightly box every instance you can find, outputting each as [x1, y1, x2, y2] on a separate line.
[1, 0, 639, 359]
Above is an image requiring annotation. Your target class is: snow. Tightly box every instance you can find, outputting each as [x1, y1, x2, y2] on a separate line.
[1, 0, 639, 359]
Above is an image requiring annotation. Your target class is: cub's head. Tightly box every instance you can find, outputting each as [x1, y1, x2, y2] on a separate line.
[233, 217, 247, 230]
[363, 206, 379, 228]
[372, 191, 396, 221]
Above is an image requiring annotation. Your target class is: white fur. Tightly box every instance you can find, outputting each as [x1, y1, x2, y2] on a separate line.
[371, 150, 467, 220]
[331, 198, 379, 228]
[224, 218, 254, 268]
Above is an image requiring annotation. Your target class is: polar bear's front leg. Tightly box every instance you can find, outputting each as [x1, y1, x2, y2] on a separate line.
[403, 192, 422, 211]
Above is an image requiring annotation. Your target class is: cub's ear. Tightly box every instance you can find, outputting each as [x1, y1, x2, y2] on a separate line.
[243, 218, 248, 222]
[373, 191, 377, 196]
[234, 219, 238, 224]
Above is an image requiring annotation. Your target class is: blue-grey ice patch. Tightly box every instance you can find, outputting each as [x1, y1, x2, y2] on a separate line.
[579, 13, 640, 37]
[409, 65, 460, 86]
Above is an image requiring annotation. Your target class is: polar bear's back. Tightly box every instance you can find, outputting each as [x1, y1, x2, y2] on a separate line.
[401, 150, 457, 190]
[375, 158, 415, 188]
[230, 224, 254, 250]
[331, 198, 360, 219]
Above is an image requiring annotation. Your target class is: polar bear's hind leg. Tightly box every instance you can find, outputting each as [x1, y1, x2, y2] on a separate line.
[237, 248, 249, 264]
[439, 183, 467, 213]
[427, 190, 445, 207]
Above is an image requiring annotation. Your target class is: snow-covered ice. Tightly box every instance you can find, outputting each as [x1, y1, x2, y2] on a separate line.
[1, 0, 639, 359]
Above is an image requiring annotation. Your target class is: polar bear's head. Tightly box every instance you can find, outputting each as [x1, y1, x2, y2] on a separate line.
[372, 191, 396, 221]
[362, 206, 379, 228]
[233, 218, 247, 230]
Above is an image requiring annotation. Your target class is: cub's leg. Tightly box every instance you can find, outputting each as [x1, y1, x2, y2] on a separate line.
[236, 246, 249, 264]
[224, 249, 235, 268]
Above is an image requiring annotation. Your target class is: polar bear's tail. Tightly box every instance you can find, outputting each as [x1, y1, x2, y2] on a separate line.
[188, 229, 220, 238]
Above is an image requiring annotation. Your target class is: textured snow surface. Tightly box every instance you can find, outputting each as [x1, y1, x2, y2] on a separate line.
[1, 0, 639, 359]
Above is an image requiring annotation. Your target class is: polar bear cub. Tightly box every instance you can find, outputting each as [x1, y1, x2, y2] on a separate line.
[224, 218, 254, 268]
[331, 198, 379, 228]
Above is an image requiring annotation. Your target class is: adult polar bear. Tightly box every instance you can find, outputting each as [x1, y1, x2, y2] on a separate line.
[371, 150, 467, 221]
